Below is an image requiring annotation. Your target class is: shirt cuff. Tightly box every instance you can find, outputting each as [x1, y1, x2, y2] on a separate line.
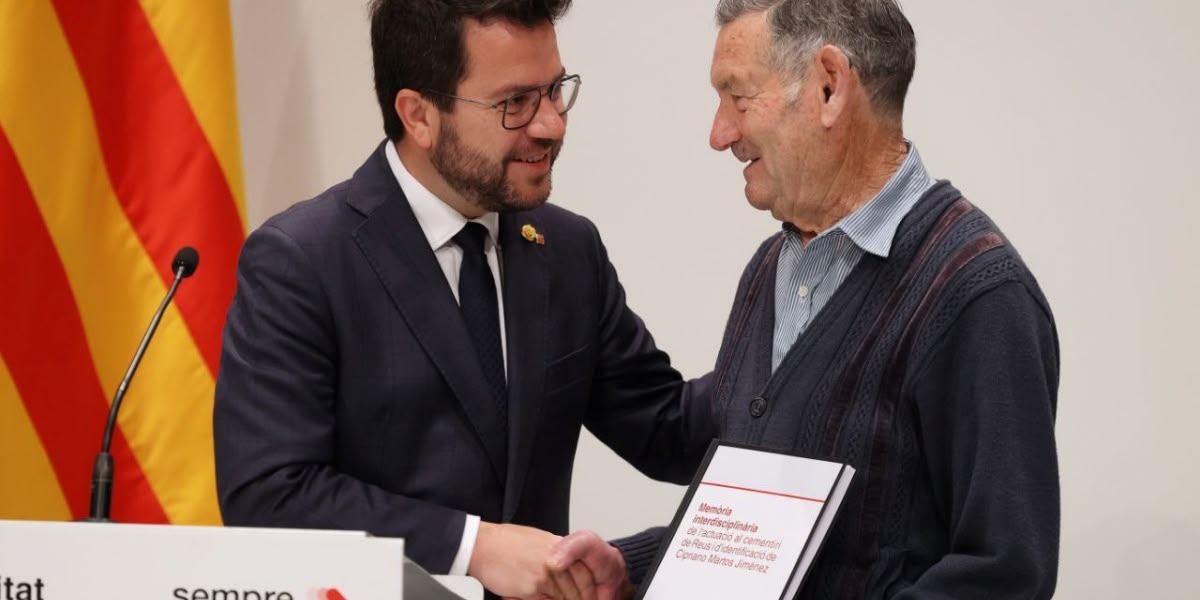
[448, 514, 481, 576]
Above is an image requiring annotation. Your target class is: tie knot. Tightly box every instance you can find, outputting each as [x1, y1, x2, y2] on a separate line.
[454, 222, 489, 255]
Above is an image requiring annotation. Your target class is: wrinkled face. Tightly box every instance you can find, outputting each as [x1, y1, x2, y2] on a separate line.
[431, 19, 567, 213]
[709, 14, 820, 222]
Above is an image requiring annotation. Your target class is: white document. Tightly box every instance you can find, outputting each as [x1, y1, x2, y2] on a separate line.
[639, 442, 854, 600]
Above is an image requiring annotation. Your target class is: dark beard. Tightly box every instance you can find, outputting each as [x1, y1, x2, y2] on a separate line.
[430, 120, 559, 213]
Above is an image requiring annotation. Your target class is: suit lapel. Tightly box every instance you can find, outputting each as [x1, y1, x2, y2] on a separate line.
[347, 144, 508, 486]
[498, 212, 549, 519]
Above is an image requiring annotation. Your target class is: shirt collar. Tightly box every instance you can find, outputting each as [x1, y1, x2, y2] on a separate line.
[827, 141, 934, 258]
[385, 141, 500, 251]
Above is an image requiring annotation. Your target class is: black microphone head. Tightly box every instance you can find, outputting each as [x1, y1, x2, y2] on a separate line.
[172, 246, 199, 278]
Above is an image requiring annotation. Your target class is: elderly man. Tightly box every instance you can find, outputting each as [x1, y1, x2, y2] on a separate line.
[551, 1, 1060, 598]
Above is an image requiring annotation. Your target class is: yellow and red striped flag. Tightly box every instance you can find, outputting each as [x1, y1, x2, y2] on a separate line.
[0, 0, 245, 524]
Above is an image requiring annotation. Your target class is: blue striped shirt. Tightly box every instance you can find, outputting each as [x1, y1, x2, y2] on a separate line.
[772, 142, 935, 371]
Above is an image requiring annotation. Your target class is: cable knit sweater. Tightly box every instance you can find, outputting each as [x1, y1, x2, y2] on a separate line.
[615, 182, 1060, 599]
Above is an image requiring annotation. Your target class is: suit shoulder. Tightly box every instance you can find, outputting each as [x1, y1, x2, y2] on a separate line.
[528, 202, 598, 236]
[520, 202, 607, 254]
[255, 179, 359, 245]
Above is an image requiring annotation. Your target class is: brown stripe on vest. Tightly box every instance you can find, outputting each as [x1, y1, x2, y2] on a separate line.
[813, 197, 975, 596]
[819, 198, 975, 455]
[844, 230, 1005, 594]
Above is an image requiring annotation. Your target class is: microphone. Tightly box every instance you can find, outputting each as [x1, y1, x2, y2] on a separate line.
[84, 246, 200, 522]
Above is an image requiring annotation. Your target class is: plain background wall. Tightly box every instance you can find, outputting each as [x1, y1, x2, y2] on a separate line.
[230, 1, 1200, 597]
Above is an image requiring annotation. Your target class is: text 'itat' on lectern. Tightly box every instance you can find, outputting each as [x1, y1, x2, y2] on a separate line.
[0, 520, 482, 599]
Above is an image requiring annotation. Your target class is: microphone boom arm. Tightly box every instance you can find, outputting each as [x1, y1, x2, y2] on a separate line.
[86, 248, 198, 522]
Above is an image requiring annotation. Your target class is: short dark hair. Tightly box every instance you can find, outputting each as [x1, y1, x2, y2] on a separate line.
[369, 0, 574, 141]
[716, 0, 916, 118]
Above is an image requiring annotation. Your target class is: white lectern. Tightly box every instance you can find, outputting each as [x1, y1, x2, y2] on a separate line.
[0, 520, 482, 599]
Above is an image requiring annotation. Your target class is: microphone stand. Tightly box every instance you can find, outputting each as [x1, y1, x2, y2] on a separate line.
[84, 249, 197, 522]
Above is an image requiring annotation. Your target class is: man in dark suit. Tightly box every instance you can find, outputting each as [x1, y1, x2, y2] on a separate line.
[212, 1, 713, 599]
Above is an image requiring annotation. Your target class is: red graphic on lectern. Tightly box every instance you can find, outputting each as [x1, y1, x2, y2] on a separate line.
[310, 588, 347, 600]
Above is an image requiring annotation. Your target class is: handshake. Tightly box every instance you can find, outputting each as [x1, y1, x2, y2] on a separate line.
[468, 523, 636, 600]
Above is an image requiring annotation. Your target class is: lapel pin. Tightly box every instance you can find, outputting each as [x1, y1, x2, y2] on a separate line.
[522, 224, 545, 245]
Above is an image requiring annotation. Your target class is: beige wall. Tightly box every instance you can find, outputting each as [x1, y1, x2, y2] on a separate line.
[231, 1, 1200, 597]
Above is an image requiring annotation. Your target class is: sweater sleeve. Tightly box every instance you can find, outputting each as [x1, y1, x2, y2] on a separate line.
[609, 527, 668, 586]
[897, 281, 1060, 599]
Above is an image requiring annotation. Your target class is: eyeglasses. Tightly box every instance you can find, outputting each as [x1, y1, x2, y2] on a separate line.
[423, 74, 582, 130]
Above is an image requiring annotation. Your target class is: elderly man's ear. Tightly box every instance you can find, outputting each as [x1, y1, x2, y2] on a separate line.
[814, 44, 855, 126]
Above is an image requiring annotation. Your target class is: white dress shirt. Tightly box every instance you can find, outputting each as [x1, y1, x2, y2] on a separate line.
[385, 141, 508, 576]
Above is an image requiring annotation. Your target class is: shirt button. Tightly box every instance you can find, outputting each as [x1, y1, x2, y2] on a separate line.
[798, 285, 810, 299]
[749, 396, 767, 418]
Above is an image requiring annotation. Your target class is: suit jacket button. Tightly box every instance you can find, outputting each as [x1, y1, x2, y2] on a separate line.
[749, 396, 767, 418]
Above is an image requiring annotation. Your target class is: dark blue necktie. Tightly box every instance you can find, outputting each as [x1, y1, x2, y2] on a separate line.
[454, 223, 508, 430]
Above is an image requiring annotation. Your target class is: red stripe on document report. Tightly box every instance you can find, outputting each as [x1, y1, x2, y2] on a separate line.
[699, 481, 827, 504]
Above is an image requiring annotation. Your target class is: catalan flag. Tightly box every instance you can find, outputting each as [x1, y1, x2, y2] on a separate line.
[0, 1, 245, 524]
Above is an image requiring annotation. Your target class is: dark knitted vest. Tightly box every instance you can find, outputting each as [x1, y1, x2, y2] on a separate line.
[710, 181, 1040, 599]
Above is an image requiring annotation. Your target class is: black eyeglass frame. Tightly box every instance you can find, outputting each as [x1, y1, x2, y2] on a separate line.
[422, 74, 582, 130]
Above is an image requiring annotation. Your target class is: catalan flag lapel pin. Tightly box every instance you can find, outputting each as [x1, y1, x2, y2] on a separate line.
[521, 224, 545, 245]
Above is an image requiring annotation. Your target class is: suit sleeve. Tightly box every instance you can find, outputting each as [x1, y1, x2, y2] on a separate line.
[896, 281, 1060, 599]
[576, 219, 717, 486]
[213, 224, 466, 573]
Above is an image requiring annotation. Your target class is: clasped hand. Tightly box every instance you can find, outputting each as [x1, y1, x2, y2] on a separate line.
[469, 524, 633, 600]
